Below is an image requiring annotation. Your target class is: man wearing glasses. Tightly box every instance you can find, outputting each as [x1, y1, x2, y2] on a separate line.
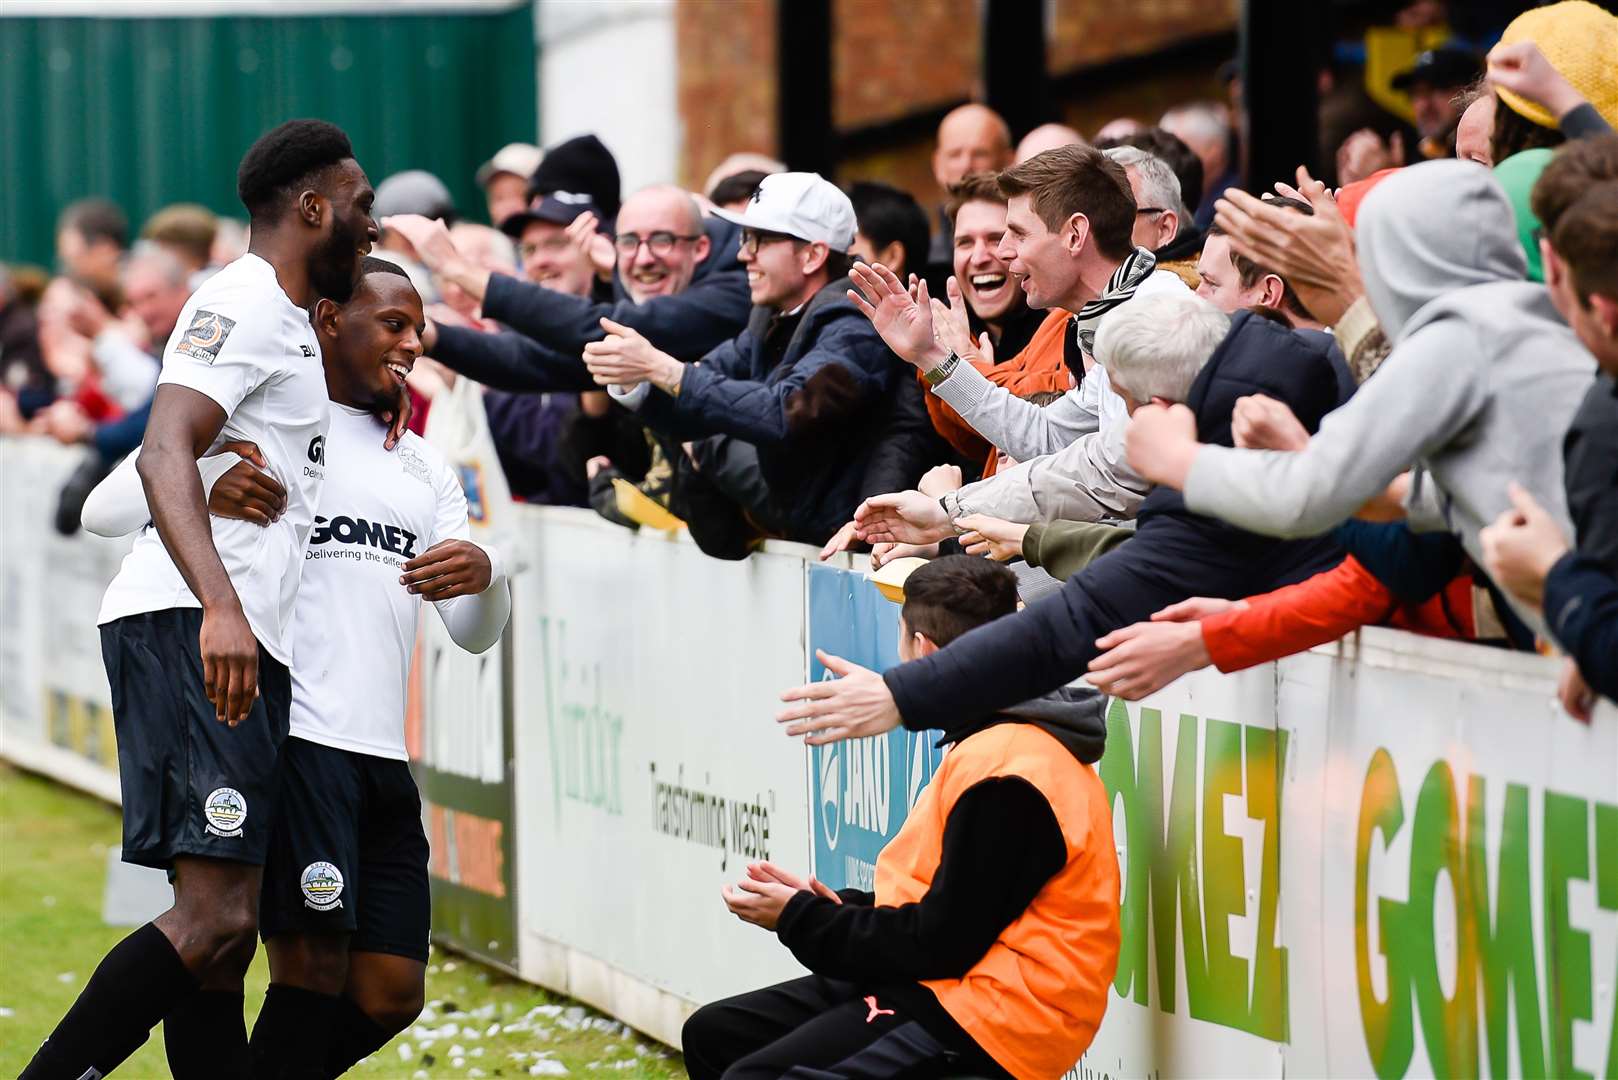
[383, 185, 750, 392]
[580, 172, 907, 553]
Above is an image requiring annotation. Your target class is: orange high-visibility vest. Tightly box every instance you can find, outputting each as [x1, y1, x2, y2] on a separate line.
[875, 723, 1120, 1080]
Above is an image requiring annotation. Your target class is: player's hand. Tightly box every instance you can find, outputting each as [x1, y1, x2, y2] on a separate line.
[1087, 619, 1212, 700]
[777, 650, 902, 745]
[199, 602, 259, 727]
[853, 490, 953, 545]
[1214, 169, 1360, 325]
[380, 384, 412, 451]
[208, 441, 286, 526]
[401, 539, 492, 601]
[721, 876, 797, 930]
[955, 514, 1028, 562]
[1232, 394, 1310, 451]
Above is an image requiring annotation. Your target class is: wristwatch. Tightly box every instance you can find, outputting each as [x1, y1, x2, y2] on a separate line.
[922, 350, 962, 387]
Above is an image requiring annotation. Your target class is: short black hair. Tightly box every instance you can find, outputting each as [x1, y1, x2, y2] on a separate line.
[847, 181, 932, 282]
[236, 119, 357, 220]
[900, 555, 1018, 648]
[58, 198, 129, 250]
[358, 255, 412, 284]
[709, 169, 771, 207]
[1099, 128, 1204, 215]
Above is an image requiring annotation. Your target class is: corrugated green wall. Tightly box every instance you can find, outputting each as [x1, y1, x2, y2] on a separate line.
[0, 3, 537, 267]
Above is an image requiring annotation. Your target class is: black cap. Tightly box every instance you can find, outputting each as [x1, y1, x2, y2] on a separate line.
[498, 190, 599, 237]
[527, 134, 621, 220]
[1391, 47, 1482, 91]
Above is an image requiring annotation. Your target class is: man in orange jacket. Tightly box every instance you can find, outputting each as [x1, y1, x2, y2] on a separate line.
[683, 556, 1119, 1079]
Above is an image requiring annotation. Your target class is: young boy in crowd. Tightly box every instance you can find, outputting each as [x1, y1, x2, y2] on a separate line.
[683, 556, 1117, 1079]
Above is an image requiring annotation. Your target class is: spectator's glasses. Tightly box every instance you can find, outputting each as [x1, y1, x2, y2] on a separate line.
[739, 229, 800, 256]
[615, 231, 703, 257]
[1135, 207, 1168, 217]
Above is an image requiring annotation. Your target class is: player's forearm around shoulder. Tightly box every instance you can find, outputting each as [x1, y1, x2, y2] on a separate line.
[137, 385, 239, 611]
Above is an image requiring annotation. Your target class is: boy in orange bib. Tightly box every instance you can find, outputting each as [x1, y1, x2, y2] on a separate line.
[684, 556, 1120, 1079]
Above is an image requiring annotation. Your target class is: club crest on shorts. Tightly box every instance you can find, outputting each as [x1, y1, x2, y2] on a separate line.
[203, 787, 247, 837]
[301, 861, 345, 910]
[175, 309, 236, 363]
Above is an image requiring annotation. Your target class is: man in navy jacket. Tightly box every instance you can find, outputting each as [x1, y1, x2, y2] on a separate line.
[778, 310, 1351, 738]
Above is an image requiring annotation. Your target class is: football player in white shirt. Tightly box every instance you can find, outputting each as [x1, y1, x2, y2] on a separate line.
[82, 259, 511, 1077]
[23, 120, 391, 1080]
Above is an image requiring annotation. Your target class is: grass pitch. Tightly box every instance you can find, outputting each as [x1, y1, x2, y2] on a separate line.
[0, 764, 686, 1078]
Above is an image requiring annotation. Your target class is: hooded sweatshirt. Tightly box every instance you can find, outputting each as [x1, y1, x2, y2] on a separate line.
[774, 687, 1116, 1079]
[1182, 159, 1594, 635]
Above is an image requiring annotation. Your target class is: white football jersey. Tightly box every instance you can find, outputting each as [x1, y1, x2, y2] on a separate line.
[98, 253, 328, 665]
[289, 405, 470, 760]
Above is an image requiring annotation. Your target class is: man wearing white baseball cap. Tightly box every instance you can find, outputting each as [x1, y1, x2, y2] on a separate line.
[581, 172, 911, 556]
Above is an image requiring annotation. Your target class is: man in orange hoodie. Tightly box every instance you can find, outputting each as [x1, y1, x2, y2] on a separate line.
[683, 556, 1119, 1079]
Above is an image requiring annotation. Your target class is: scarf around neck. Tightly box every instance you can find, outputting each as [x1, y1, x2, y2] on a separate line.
[1070, 246, 1158, 364]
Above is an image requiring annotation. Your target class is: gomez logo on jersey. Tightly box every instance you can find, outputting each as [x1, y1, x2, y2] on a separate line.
[309, 515, 419, 558]
[175, 309, 237, 363]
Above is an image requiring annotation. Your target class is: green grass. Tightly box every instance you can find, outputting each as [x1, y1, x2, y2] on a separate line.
[0, 764, 686, 1078]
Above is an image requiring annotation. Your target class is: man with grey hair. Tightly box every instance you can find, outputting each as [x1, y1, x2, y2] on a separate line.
[1160, 101, 1238, 227]
[1102, 146, 1186, 254]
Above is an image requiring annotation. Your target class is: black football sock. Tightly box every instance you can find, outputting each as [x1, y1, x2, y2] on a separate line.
[165, 989, 249, 1079]
[248, 984, 341, 1079]
[321, 995, 394, 1078]
[20, 921, 198, 1079]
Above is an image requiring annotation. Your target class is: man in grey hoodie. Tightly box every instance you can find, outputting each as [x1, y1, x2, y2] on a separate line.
[1126, 158, 1594, 636]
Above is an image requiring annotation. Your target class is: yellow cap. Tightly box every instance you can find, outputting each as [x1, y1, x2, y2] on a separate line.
[1497, 1, 1618, 130]
[868, 557, 929, 604]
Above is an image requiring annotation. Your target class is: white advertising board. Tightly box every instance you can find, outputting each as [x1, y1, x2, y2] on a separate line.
[509, 511, 812, 1047]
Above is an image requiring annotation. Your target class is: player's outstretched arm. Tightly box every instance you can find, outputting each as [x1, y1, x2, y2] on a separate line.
[137, 384, 261, 727]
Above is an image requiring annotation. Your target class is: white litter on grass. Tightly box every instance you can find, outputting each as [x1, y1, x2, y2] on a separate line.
[452, 1056, 466, 1069]
[486, 1022, 502, 1036]
[473, 1003, 497, 1020]
[41, 895, 56, 907]
[413, 1072, 428, 1080]
[443, 960, 459, 972]
[587, 1017, 627, 1036]
[55, 973, 75, 983]
[470, 1070, 486, 1078]
[529, 1062, 569, 1076]
[397, 1043, 414, 1062]
[0, 1007, 13, 1018]
[450, 1044, 466, 1058]
[472, 1047, 485, 1057]
[527, 1004, 564, 1019]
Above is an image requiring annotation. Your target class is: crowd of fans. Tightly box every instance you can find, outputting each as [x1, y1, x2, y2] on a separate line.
[2, 4, 1613, 711]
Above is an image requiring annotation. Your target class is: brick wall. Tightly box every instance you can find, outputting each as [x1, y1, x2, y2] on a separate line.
[675, 0, 1234, 210]
[675, 0, 777, 192]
